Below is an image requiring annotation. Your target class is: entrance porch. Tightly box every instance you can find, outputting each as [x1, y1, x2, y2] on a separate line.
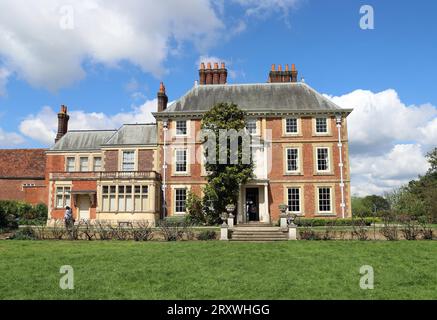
[237, 181, 270, 224]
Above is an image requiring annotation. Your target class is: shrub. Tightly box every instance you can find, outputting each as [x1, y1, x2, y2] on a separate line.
[418, 216, 433, 240]
[351, 218, 369, 240]
[197, 230, 217, 241]
[0, 201, 47, 228]
[186, 192, 206, 225]
[11, 226, 37, 240]
[131, 221, 153, 241]
[299, 227, 321, 240]
[295, 217, 380, 227]
[399, 215, 421, 240]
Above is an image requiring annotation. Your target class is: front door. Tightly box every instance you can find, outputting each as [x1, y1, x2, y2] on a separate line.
[246, 188, 259, 222]
[77, 195, 90, 221]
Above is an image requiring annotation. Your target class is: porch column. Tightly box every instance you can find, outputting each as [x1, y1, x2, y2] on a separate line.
[264, 183, 270, 223]
[237, 185, 243, 224]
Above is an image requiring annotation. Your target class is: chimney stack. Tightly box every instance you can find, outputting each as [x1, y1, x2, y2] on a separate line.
[199, 61, 227, 85]
[268, 64, 298, 83]
[157, 82, 168, 112]
[55, 105, 69, 143]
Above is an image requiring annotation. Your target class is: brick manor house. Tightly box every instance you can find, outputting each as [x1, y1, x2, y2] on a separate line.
[0, 63, 353, 225]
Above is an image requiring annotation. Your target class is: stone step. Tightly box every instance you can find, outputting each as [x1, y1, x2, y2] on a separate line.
[233, 227, 281, 232]
[232, 233, 287, 237]
[231, 237, 288, 242]
[236, 223, 273, 228]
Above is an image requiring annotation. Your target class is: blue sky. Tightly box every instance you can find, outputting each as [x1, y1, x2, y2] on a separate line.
[0, 0, 436, 195]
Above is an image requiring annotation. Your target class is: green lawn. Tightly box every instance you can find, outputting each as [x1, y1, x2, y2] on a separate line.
[1, 240, 437, 300]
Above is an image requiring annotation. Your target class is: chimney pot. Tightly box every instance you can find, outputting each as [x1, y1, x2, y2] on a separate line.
[200, 62, 205, 70]
[55, 105, 70, 143]
[271, 64, 276, 71]
[278, 64, 282, 71]
[214, 62, 219, 69]
[221, 62, 225, 69]
[157, 82, 168, 112]
[292, 64, 296, 72]
[207, 62, 212, 69]
[285, 64, 289, 71]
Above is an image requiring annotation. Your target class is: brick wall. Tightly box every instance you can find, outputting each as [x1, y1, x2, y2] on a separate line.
[104, 150, 118, 171]
[0, 179, 45, 202]
[138, 149, 154, 171]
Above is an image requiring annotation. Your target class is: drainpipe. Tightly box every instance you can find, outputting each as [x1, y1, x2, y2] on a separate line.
[162, 119, 169, 219]
[336, 114, 346, 219]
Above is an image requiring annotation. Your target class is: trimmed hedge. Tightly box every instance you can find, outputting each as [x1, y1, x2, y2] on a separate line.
[295, 217, 381, 227]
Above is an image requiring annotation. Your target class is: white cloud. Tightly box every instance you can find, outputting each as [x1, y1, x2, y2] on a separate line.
[0, 0, 224, 92]
[0, 127, 25, 147]
[0, 67, 10, 96]
[326, 89, 437, 196]
[19, 99, 157, 145]
[235, 0, 300, 16]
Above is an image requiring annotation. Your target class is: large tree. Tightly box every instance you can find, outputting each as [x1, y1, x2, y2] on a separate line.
[200, 103, 254, 223]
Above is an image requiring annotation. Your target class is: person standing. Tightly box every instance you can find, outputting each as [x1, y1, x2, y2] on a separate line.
[64, 206, 73, 229]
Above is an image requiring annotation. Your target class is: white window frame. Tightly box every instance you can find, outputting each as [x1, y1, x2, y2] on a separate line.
[287, 187, 302, 214]
[174, 188, 187, 214]
[55, 186, 71, 209]
[283, 117, 300, 135]
[317, 186, 333, 214]
[66, 157, 75, 172]
[121, 150, 136, 172]
[93, 157, 102, 171]
[316, 147, 330, 173]
[246, 118, 258, 135]
[285, 148, 300, 173]
[174, 148, 188, 174]
[175, 120, 188, 136]
[79, 156, 89, 172]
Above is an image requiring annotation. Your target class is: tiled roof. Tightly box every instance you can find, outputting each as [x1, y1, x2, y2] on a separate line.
[50, 130, 116, 151]
[0, 149, 46, 178]
[158, 82, 351, 114]
[104, 124, 157, 146]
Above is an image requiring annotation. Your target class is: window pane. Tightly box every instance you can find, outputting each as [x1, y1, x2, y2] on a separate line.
[287, 188, 300, 213]
[175, 149, 187, 172]
[246, 119, 257, 134]
[142, 185, 148, 195]
[109, 195, 116, 211]
[126, 195, 133, 211]
[102, 195, 109, 211]
[56, 195, 63, 208]
[93, 157, 102, 171]
[135, 186, 141, 194]
[102, 186, 109, 194]
[317, 148, 329, 171]
[110, 186, 116, 194]
[287, 148, 298, 171]
[122, 151, 135, 171]
[56, 187, 63, 194]
[66, 157, 75, 172]
[65, 195, 71, 207]
[286, 118, 298, 133]
[176, 120, 187, 135]
[135, 195, 141, 211]
[319, 188, 331, 212]
[118, 186, 125, 193]
[175, 189, 187, 213]
[126, 186, 132, 194]
[118, 195, 125, 211]
[316, 118, 328, 133]
[79, 157, 89, 172]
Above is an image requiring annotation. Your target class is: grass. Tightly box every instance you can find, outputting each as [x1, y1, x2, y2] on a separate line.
[1, 240, 437, 300]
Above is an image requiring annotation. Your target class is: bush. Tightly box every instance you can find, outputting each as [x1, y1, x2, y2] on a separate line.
[0, 201, 47, 228]
[11, 226, 37, 240]
[197, 230, 217, 241]
[186, 192, 206, 225]
[295, 217, 380, 227]
[299, 227, 321, 240]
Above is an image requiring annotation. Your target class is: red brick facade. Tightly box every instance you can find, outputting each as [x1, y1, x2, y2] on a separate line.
[0, 149, 47, 203]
